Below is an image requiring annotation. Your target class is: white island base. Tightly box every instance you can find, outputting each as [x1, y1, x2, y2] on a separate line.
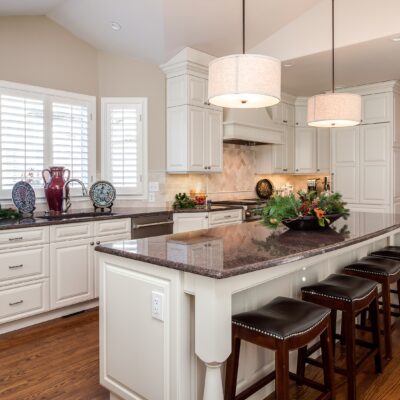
[98, 224, 400, 400]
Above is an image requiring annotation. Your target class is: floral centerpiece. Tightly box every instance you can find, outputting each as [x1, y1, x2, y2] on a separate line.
[261, 190, 349, 230]
[0, 205, 22, 220]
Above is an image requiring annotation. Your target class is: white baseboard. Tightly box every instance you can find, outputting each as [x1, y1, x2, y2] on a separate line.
[0, 299, 99, 335]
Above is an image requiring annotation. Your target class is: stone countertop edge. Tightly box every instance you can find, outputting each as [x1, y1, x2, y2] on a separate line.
[172, 205, 243, 213]
[94, 224, 400, 279]
[0, 208, 172, 231]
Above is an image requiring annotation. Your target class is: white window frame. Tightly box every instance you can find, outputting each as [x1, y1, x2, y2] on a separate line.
[0, 80, 96, 200]
[101, 97, 148, 199]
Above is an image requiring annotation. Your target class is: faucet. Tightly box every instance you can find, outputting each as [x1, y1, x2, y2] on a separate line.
[63, 179, 88, 213]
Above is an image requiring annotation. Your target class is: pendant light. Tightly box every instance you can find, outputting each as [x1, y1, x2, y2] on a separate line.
[307, 0, 361, 127]
[208, 0, 281, 108]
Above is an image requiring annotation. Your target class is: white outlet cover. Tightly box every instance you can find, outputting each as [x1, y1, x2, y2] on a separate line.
[148, 181, 159, 192]
[151, 291, 164, 321]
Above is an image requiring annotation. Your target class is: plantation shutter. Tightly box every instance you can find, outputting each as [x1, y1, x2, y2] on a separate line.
[51, 101, 90, 186]
[0, 93, 45, 193]
[105, 102, 143, 195]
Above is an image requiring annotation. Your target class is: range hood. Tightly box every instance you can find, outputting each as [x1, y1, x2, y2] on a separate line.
[223, 107, 283, 145]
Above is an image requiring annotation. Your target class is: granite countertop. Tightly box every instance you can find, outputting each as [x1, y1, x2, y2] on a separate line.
[96, 212, 400, 279]
[172, 205, 243, 213]
[0, 207, 172, 230]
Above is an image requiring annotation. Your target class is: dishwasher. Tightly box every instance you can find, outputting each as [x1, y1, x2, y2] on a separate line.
[131, 212, 174, 239]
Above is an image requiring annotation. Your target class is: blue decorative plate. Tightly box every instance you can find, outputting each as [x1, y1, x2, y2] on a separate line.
[89, 181, 116, 208]
[12, 181, 36, 214]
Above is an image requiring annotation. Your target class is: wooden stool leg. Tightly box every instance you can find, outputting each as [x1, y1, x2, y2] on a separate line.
[370, 296, 383, 373]
[344, 310, 357, 400]
[224, 334, 241, 400]
[275, 342, 290, 400]
[381, 281, 393, 360]
[296, 346, 307, 383]
[397, 279, 400, 312]
[340, 311, 346, 345]
[330, 310, 337, 356]
[320, 320, 335, 398]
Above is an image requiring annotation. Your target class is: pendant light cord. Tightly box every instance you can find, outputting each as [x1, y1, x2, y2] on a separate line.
[332, 0, 335, 93]
[242, 0, 246, 54]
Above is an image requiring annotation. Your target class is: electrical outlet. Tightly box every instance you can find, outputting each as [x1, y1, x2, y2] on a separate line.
[148, 192, 155, 202]
[149, 181, 159, 192]
[151, 291, 164, 321]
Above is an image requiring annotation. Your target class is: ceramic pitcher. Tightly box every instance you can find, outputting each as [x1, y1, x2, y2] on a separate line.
[42, 166, 70, 214]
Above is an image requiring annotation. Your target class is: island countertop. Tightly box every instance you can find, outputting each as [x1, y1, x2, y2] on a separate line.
[95, 212, 400, 279]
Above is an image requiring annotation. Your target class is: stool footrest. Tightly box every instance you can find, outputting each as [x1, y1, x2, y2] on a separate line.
[289, 372, 328, 393]
[235, 371, 275, 400]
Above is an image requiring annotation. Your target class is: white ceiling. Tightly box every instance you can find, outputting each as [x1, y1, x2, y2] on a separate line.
[1, 0, 400, 96]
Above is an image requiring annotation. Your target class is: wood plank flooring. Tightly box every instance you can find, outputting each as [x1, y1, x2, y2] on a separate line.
[1, 309, 400, 399]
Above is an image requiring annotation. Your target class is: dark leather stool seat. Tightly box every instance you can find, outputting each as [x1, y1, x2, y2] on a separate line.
[299, 274, 382, 400]
[371, 246, 400, 260]
[344, 256, 400, 359]
[225, 296, 335, 400]
[301, 273, 377, 303]
[232, 296, 330, 340]
[344, 256, 400, 276]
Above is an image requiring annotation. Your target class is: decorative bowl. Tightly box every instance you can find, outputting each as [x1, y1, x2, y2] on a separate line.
[281, 214, 343, 231]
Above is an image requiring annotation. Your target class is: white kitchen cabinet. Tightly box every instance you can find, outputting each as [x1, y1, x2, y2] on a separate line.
[295, 105, 308, 127]
[273, 102, 295, 126]
[273, 126, 294, 173]
[208, 209, 243, 227]
[167, 105, 223, 173]
[316, 128, 331, 172]
[331, 126, 360, 203]
[50, 238, 94, 309]
[0, 226, 49, 250]
[294, 127, 316, 173]
[362, 92, 391, 124]
[173, 213, 209, 233]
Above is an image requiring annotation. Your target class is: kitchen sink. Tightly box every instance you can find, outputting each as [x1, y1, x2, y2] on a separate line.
[38, 212, 115, 220]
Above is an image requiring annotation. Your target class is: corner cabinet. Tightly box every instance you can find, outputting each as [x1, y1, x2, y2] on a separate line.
[162, 49, 224, 174]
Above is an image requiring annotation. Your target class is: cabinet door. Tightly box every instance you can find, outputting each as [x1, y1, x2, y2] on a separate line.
[167, 106, 188, 172]
[295, 127, 316, 173]
[205, 109, 223, 172]
[272, 126, 294, 173]
[295, 105, 308, 127]
[50, 239, 94, 309]
[362, 93, 391, 124]
[359, 123, 390, 204]
[316, 128, 331, 172]
[173, 213, 208, 233]
[282, 103, 295, 126]
[331, 126, 359, 202]
[188, 106, 207, 172]
[188, 76, 208, 107]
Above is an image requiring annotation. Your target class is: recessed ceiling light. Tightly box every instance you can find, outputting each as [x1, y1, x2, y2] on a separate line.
[110, 21, 122, 31]
[392, 36, 400, 42]
[283, 63, 293, 68]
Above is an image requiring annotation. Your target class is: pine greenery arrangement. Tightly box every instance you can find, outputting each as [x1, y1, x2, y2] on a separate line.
[261, 190, 349, 229]
[0, 205, 22, 220]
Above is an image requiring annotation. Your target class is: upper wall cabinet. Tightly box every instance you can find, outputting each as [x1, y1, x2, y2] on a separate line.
[162, 48, 223, 174]
[362, 92, 392, 124]
[295, 105, 308, 127]
[272, 102, 295, 126]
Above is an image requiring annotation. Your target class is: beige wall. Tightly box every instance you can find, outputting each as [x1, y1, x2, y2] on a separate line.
[97, 51, 166, 172]
[0, 16, 166, 176]
[0, 16, 98, 95]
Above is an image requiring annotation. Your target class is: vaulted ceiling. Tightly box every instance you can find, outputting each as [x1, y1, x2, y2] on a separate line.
[1, 0, 400, 96]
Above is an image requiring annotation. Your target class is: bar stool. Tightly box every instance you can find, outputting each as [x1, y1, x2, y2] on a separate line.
[343, 256, 400, 359]
[298, 274, 382, 400]
[224, 296, 335, 400]
[370, 246, 400, 317]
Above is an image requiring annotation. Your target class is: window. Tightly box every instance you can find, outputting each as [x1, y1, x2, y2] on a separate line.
[102, 98, 147, 197]
[0, 81, 96, 199]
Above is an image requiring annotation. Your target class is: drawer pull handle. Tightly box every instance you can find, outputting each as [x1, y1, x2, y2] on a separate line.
[9, 264, 23, 269]
[224, 215, 232, 218]
[9, 300, 23, 306]
[9, 237, 23, 241]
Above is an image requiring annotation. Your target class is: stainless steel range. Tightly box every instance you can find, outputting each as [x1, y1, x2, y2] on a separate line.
[211, 199, 267, 221]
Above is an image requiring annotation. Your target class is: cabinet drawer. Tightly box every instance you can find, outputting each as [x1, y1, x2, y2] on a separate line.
[0, 227, 49, 250]
[94, 219, 130, 237]
[0, 280, 49, 323]
[50, 222, 93, 242]
[0, 246, 49, 285]
[208, 210, 243, 227]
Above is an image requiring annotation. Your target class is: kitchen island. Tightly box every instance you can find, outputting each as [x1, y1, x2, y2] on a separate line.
[96, 212, 400, 400]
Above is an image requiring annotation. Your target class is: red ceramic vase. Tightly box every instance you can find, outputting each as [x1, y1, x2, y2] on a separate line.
[42, 167, 70, 214]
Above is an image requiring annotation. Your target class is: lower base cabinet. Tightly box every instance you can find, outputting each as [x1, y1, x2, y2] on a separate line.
[50, 239, 94, 309]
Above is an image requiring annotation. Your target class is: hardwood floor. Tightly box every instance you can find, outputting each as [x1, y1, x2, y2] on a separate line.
[0, 309, 108, 400]
[1, 309, 400, 399]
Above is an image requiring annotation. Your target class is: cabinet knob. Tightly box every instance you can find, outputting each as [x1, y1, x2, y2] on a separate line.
[283, 168, 287, 172]
[296, 169, 299, 172]
[317, 168, 320, 172]
[204, 166, 207, 170]
[283, 120, 288, 124]
[205, 215, 208, 219]
[90, 242, 95, 246]
[203, 101, 211, 106]
[96, 241, 100, 245]
[296, 122, 299, 125]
